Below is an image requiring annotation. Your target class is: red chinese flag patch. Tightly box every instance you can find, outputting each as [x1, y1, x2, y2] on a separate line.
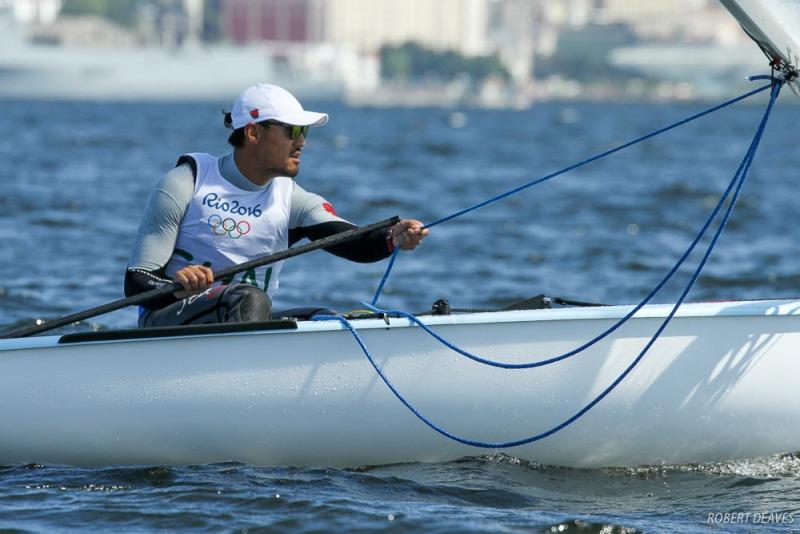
[249, 109, 259, 119]
[322, 202, 337, 216]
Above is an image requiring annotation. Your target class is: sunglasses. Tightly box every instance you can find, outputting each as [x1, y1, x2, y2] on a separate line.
[263, 121, 309, 140]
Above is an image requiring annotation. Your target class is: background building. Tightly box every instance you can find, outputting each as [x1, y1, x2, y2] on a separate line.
[222, 0, 314, 44]
[318, 0, 489, 57]
[1, 0, 62, 24]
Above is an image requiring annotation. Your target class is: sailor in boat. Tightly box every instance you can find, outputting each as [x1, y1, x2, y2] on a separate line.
[124, 83, 428, 327]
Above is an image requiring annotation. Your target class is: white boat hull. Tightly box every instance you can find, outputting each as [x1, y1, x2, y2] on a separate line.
[1, 299, 799, 468]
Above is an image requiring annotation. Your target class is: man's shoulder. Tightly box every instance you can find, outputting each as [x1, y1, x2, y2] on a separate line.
[155, 161, 196, 207]
[176, 152, 220, 178]
[290, 181, 325, 205]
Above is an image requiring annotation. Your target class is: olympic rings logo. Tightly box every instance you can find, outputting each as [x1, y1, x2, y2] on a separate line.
[208, 214, 251, 239]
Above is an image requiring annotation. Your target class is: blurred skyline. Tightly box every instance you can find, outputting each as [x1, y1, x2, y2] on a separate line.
[0, 0, 769, 105]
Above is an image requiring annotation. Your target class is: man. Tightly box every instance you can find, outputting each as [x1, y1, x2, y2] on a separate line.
[125, 83, 427, 327]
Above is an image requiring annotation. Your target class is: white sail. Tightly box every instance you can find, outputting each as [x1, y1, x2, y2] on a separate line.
[719, 0, 800, 91]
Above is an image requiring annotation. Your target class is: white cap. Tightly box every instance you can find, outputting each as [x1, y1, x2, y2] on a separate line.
[230, 83, 329, 129]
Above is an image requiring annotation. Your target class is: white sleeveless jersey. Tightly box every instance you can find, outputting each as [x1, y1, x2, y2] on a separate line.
[164, 153, 292, 296]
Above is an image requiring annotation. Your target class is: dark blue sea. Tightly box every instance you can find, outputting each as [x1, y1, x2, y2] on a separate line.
[1, 91, 800, 532]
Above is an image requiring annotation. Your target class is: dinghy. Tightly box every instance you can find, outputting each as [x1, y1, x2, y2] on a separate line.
[1, 298, 799, 468]
[1, 1, 798, 468]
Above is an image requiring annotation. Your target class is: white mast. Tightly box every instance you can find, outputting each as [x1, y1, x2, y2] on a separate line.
[718, 0, 800, 92]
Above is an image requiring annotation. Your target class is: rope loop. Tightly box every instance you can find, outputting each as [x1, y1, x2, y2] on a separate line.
[315, 78, 784, 448]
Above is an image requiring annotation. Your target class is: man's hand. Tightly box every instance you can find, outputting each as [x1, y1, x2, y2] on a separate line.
[173, 265, 214, 299]
[391, 219, 429, 251]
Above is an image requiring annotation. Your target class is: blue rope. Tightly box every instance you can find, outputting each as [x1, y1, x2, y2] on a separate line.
[362, 133, 758, 368]
[370, 81, 773, 305]
[316, 81, 782, 448]
[370, 247, 400, 306]
[425, 82, 772, 230]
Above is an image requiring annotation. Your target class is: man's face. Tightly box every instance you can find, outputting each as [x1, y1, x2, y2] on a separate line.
[250, 121, 306, 179]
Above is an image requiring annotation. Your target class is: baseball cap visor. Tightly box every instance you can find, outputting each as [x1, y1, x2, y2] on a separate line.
[274, 110, 329, 127]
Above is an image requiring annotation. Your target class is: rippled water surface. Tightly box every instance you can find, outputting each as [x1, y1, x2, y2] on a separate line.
[2, 93, 800, 531]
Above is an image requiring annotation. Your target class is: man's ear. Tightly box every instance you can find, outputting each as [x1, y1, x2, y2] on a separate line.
[243, 123, 261, 144]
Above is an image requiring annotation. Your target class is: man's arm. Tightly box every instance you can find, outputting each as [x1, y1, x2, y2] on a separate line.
[124, 163, 195, 308]
[288, 184, 393, 262]
[288, 183, 427, 261]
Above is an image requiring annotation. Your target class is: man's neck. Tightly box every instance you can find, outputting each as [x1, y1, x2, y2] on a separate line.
[233, 150, 274, 187]
[217, 152, 266, 192]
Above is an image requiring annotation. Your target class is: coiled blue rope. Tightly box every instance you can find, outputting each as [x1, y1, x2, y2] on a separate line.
[315, 80, 782, 448]
[371, 80, 773, 306]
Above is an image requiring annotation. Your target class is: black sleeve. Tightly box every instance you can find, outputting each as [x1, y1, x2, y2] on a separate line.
[289, 221, 392, 263]
[124, 267, 179, 310]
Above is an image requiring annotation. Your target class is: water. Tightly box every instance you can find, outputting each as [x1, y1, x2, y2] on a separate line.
[1, 94, 800, 531]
